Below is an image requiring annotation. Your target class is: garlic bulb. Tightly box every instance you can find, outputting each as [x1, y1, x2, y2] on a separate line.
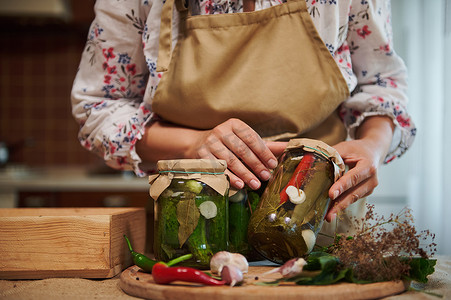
[210, 251, 249, 274]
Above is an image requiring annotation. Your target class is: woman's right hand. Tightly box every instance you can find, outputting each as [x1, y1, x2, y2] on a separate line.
[187, 118, 286, 190]
[137, 118, 286, 190]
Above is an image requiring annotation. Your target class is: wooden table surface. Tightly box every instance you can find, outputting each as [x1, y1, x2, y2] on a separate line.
[0, 256, 450, 300]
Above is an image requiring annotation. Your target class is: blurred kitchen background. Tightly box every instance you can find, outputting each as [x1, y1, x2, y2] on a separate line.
[0, 1, 450, 254]
[0, 0, 152, 234]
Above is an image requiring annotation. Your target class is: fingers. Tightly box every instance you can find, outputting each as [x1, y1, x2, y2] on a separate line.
[265, 141, 288, 158]
[209, 136, 263, 190]
[325, 177, 375, 222]
[196, 119, 282, 190]
[229, 120, 279, 169]
[326, 161, 378, 222]
[329, 162, 377, 200]
[224, 169, 247, 190]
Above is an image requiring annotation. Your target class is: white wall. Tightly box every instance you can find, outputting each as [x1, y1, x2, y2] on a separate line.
[442, 0, 451, 256]
[368, 0, 450, 254]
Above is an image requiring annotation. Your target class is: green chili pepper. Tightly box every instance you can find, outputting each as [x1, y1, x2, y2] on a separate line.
[124, 235, 157, 272]
[124, 235, 193, 273]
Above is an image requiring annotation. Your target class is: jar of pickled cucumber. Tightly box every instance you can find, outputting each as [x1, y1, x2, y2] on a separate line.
[228, 188, 261, 256]
[247, 139, 345, 264]
[149, 159, 229, 269]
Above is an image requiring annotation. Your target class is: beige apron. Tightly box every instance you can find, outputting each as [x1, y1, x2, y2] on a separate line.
[152, 0, 350, 145]
[151, 0, 365, 239]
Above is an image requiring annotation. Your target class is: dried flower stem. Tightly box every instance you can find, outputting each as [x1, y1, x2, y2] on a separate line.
[324, 204, 436, 282]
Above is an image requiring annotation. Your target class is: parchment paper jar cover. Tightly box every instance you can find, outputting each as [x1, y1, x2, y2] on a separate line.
[248, 139, 345, 264]
[149, 159, 229, 269]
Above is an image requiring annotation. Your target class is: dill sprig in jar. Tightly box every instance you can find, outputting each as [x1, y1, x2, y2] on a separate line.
[247, 138, 345, 264]
[149, 159, 229, 269]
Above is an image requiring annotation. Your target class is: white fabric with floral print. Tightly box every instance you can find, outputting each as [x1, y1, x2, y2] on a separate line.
[71, 0, 415, 175]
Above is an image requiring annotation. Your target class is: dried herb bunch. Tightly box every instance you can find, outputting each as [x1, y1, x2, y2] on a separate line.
[328, 204, 436, 282]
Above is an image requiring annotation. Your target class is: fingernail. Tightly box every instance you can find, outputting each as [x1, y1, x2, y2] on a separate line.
[235, 180, 244, 189]
[260, 170, 271, 181]
[332, 190, 339, 200]
[268, 159, 278, 169]
[249, 179, 260, 190]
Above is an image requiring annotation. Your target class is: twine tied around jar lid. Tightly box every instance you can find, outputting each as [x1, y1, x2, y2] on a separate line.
[285, 138, 345, 181]
[148, 159, 229, 201]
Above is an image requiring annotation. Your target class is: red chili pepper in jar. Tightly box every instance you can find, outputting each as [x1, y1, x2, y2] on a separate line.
[279, 152, 315, 204]
[152, 263, 226, 286]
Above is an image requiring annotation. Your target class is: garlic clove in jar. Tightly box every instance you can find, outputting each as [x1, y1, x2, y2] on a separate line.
[199, 201, 217, 219]
[301, 229, 316, 253]
[285, 185, 306, 204]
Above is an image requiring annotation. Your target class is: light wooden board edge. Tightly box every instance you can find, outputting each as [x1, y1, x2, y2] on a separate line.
[120, 265, 409, 300]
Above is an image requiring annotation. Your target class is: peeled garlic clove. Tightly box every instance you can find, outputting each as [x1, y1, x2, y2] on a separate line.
[285, 185, 306, 204]
[302, 229, 316, 253]
[221, 265, 243, 287]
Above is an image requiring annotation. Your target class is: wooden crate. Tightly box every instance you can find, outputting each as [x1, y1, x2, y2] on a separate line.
[0, 207, 146, 279]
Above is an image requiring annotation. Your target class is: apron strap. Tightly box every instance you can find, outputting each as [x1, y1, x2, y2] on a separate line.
[156, 0, 188, 72]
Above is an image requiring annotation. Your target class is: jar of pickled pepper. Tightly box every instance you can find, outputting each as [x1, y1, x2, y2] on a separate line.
[149, 159, 229, 269]
[247, 138, 345, 264]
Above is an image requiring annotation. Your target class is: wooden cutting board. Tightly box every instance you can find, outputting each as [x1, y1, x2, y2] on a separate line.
[120, 265, 409, 300]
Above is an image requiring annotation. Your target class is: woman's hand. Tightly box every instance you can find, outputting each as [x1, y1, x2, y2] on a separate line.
[326, 116, 395, 222]
[188, 118, 287, 190]
[137, 118, 287, 190]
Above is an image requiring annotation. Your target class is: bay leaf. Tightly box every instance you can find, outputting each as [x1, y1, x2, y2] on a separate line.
[176, 197, 200, 247]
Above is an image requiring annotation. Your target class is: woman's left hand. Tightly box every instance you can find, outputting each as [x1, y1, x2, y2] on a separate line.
[325, 116, 395, 222]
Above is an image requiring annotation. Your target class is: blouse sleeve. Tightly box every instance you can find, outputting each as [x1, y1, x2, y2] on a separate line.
[71, 0, 154, 176]
[340, 0, 416, 163]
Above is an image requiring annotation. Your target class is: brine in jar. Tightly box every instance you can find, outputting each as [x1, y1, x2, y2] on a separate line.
[149, 159, 229, 269]
[247, 139, 345, 264]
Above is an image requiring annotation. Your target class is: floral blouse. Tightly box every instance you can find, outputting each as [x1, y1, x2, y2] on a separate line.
[71, 0, 416, 176]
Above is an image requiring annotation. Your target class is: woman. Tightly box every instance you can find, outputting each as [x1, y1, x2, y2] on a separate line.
[71, 0, 415, 223]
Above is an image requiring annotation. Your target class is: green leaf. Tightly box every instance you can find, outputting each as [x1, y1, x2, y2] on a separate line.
[303, 251, 334, 271]
[257, 252, 437, 287]
[176, 197, 200, 247]
[405, 258, 436, 283]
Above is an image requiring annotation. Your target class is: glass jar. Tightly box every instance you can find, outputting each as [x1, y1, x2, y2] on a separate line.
[228, 188, 261, 255]
[247, 139, 345, 264]
[149, 159, 229, 269]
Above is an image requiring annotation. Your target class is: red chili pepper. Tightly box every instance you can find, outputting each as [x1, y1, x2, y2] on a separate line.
[279, 152, 315, 204]
[152, 262, 226, 286]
